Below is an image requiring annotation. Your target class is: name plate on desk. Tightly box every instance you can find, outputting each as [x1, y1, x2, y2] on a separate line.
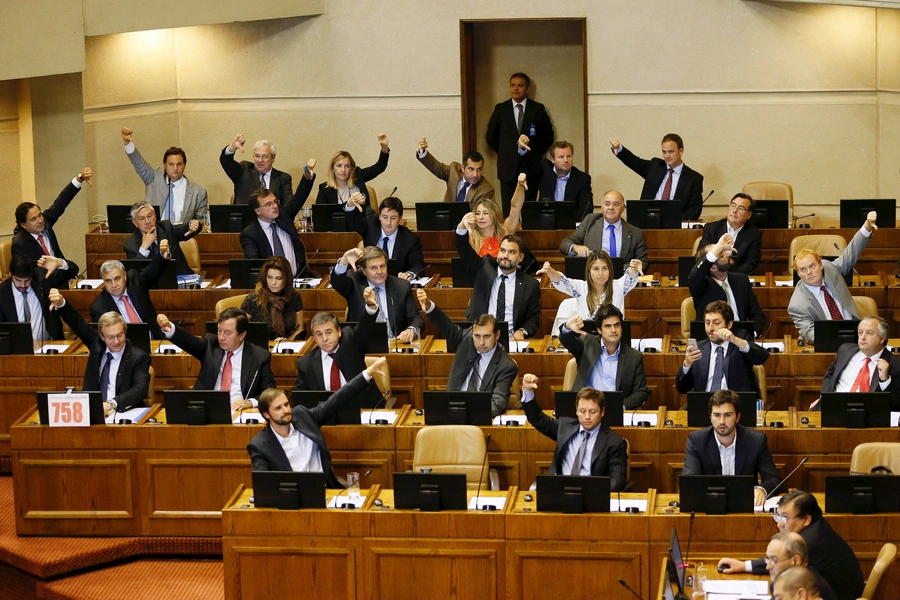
[47, 393, 91, 427]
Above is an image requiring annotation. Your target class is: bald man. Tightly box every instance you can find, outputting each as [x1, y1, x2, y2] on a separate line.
[559, 191, 649, 273]
[773, 566, 822, 600]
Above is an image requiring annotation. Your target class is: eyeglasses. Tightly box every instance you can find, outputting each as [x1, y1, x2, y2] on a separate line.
[260, 201, 279, 209]
[772, 513, 797, 524]
[765, 555, 788, 564]
[729, 203, 750, 213]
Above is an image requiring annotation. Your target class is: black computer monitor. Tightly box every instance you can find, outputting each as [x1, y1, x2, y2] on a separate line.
[312, 204, 349, 232]
[577, 319, 633, 346]
[251, 471, 327, 509]
[687, 391, 759, 428]
[36, 391, 106, 425]
[163, 390, 232, 425]
[414, 202, 469, 231]
[210, 205, 252, 233]
[90, 321, 151, 354]
[522, 200, 577, 230]
[662, 557, 680, 600]
[338, 321, 389, 353]
[0, 322, 35, 355]
[626, 200, 682, 229]
[667, 526, 687, 592]
[120, 258, 178, 290]
[205, 321, 269, 351]
[291, 390, 363, 425]
[393, 472, 468, 511]
[228, 259, 266, 290]
[554, 391, 625, 426]
[820, 392, 892, 428]
[678, 255, 696, 287]
[678, 475, 755, 514]
[813, 320, 860, 353]
[564, 256, 625, 280]
[793, 258, 852, 288]
[689, 320, 755, 341]
[825, 475, 900, 514]
[536, 475, 611, 513]
[450, 258, 475, 288]
[423, 391, 493, 425]
[840, 199, 896, 229]
[452, 321, 509, 353]
[751, 200, 790, 229]
[106, 204, 161, 234]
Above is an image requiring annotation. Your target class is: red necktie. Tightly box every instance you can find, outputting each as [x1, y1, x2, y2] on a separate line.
[37, 233, 50, 256]
[850, 358, 871, 393]
[328, 353, 341, 390]
[821, 285, 843, 320]
[120, 295, 140, 322]
[661, 168, 674, 200]
[220, 351, 233, 391]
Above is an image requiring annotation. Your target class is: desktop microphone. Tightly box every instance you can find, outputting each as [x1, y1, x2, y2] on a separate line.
[367, 388, 392, 425]
[764, 456, 809, 501]
[387, 187, 398, 198]
[690, 190, 714, 222]
[683, 511, 696, 569]
[238, 370, 260, 425]
[618, 578, 645, 600]
[792, 213, 815, 228]
[473, 433, 493, 511]
[757, 322, 773, 341]
[333, 469, 374, 509]
[76, 258, 98, 282]
[297, 248, 320, 281]
[408, 264, 432, 287]
[637, 317, 662, 353]
[747, 254, 778, 278]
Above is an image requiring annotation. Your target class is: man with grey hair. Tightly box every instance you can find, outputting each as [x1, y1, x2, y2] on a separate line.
[122, 201, 201, 276]
[773, 566, 823, 600]
[88, 251, 168, 339]
[220, 133, 294, 204]
[814, 314, 900, 410]
[765, 533, 838, 600]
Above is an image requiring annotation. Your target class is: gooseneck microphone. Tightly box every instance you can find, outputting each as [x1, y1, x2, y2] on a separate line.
[792, 213, 815, 228]
[237, 370, 260, 425]
[332, 469, 374, 508]
[473, 433, 493, 511]
[618, 578, 645, 600]
[690, 190, 714, 221]
[683, 511, 696, 569]
[637, 317, 662, 353]
[297, 248, 320, 280]
[747, 254, 778, 278]
[367, 388, 392, 425]
[764, 456, 809, 501]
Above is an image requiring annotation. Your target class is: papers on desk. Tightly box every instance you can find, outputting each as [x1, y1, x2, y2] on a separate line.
[508, 341, 531, 353]
[892, 412, 900, 427]
[493, 415, 527, 426]
[199, 280, 213, 289]
[632, 338, 663, 352]
[468, 497, 506, 511]
[761, 341, 785, 352]
[775, 279, 794, 287]
[36, 343, 71, 354]
[755, 496, 782, 513]
[233, 412, 264, 425]
[217, 279, 232, 289]
[328, 495, 366, 509]
[704, 579, 769, 596]
[177, 274, 201, 287]
[610, 499, 648, 512]
[273, 341, 305, 353]
[75, 279, 103, 289]
[360, 410, 399, 425]
[293, 278, 323, 288]
[411, 276, 433, 287]
[105, 406, 151, 424]
[681, 221, 703, 229]
[748, 277, 763, 286]
[156, 342, 183, 354]
[624, 413, 658, 427]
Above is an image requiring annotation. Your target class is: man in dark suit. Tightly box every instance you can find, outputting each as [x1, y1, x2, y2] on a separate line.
[240, 182, 314, 277]
[558, 305, 649, 409]
[122, 202, 201, 276]
[521, 374, 628, 491]
[676, 301, 769, 396]
[719, 490, 865, 600]
[293, 304, 384, 409]
[814, 315, 900, 410]
[0, 254, 62, 341]
[689, 233, 766, 336]
[417, 289, 519, 417]
[331, 246, 424, 343]
[698, 193, 762, 274]
[158, 308, 275, 411]
[538, 141, 593, 221]
[683, 389, 780, 505]
[454, 232, 541, 339]
[416, 138, 495, 208]
[49, 289, 150, 413]
[559, 190, 649, 272]
[485, 72, 554, 213]
[12, 168, 92, 288]
[89, 252, 168, 340]
[762, 533, 839, 600]
[220, 133, 295, 204]
[610, 134, 704, 221]
[248, 357, 387, 488]
[344, 195, 425, 279]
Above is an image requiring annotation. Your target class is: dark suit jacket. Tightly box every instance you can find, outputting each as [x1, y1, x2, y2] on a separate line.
[683, 424, 780, 493]
[239, 174, 315, 276]
[675, 334, 769, 395]
[58, 301, 150, 411]
[486, 98, 554, 185]
[559, 328, 649, 409]
[523, 399, 628, 491]
[344, 209, 425, 276]
[750, 518, 865, 600]
[698, 219, 763, 275]
[170, 326, 275, 400]
[292, 310, 383, 408]
[12, 181, 81, 287]
[247, 372, 371, 488]
[559, 214, 650, 272]
[538, 159, 594, 221]
[122, 219, 201, 276]
[426, 302, 519, 417]
[613, 146, 704, 220]
[0, 267, 62, 340]
[329, 267, 424, 334]
[454, 230, 541, 337]
[89, 250, 167, 339]
[821, 344, 900, 410]
[219, 147, 293, 205]
[688, 257, 766, 336]
[314, 151, 390, 206]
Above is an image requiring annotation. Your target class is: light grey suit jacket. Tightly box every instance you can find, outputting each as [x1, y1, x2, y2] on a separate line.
[127, 145, 209, 222]
[787, 228, 871, 344]
[559, 213, 649, 272]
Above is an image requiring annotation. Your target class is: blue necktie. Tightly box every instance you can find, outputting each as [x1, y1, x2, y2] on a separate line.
[608, 224, 617, 258]
[710, 346, 725, 392]
[165, 182, 174, 221]
[270, 223, 285, 257]
[382, 236, 390, 256]
[456, 182, 470, 203]
[100, 352, 113, 402]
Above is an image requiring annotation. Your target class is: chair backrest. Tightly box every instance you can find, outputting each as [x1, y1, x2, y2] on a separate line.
[507, 359, 521, 410]
[861, 542, 897, 599]
[179, 238, 201, 275]
[742, 181, 794, 223]
[563, 357, 578, 391]
[691, 236, 703, 257]
[412, 425, 488, 489]
[145, 366, 155, 406]
[215, 293, 248, 318]
[364, 355, 391, 400]
[681, 296, 695, 339]
[850, 443, 900, 475]
[852, 296, 878, 319]
[753, 364, 766, 404]
[788, 235, 847, 272]
[0, 240, 11, 278]
[367, 185, 379, 213]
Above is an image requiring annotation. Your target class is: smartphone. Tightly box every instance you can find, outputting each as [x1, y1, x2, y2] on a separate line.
[687, 338, 697, 351]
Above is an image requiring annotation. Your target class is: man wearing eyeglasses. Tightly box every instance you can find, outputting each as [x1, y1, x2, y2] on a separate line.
[240, 186, 312, 278]
[697, 193, 762, 275]
[717, 490, 864, 600]
[220, 134, 295, 205]
[761, 533, 837, 600]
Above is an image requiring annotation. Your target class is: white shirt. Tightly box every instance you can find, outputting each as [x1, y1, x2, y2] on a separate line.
[167, 176, 188, 223]
[715, 428, 737, 476]
[258, 217, 298, 275]
[277, 424, 324, 473]
[836, 349, 892, 392]
[462, 345, 497, 391]
[320, 345, 348, 391]
[13, 286, 49, 341]
[100, 348, 124, 408]
[655, 163, 683, 200]
[487, 268, 516, 331]
[214, 343, 244, 403]
[553, 167, 570, 201]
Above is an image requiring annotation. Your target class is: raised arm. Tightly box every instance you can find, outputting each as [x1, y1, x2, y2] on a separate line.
[503, 173, 527, 235]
